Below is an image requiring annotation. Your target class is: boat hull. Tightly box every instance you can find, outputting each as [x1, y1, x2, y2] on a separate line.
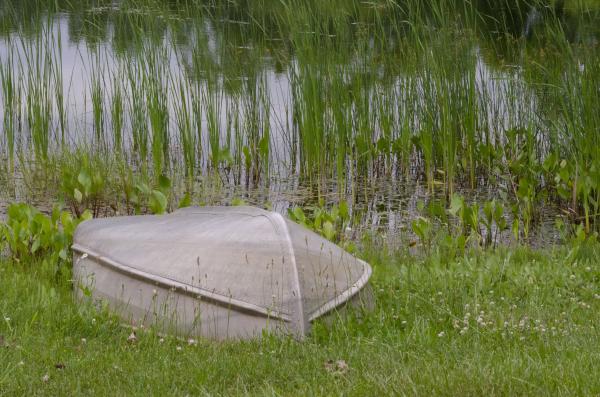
[73, 248, 290, 339]
[72, 206, 373, 339]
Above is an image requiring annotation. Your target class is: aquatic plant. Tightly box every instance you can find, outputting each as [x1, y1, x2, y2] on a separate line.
[0, 0, 598, 236]
[288, 199, 351, 243]
[0, 203, 91, 274]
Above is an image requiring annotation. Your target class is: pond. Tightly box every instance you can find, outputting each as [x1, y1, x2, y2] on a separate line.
[0, 0, 599, 246]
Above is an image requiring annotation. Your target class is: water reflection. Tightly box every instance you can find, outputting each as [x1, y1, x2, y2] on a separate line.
[0, 0, 596, 245]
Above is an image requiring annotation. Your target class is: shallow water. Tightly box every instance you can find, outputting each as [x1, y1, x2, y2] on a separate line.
[0, 1, 597, 246]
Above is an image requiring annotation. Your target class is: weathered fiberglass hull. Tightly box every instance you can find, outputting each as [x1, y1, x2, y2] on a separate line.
[72, 206, 372, 340]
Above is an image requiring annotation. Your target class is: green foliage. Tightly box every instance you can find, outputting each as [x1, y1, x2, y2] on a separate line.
[411, 216, 433, 253]
[60, 154, 106, 218]
[411, 195, 510, 260]
[177, 193, 192, 209]
[57, 154, 180, 217]
[231, 197, 247, 206]
[1, 0, 600, 243]
[482, 199, 507, 248]
[543, 153, 600, 235]
[125, 174, 172, 215]
[0, 203, 91, 273]
[565, 224, 599, 263]
[288, 199, 350, 243]
[447, 194, 508, 248]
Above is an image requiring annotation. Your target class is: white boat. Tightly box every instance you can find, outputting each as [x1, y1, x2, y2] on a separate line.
[72, 206, 372, 340]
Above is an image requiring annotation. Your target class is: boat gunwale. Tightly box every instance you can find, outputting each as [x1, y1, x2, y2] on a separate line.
[72, 243, 293, 322]
[307, 259, 372, 321]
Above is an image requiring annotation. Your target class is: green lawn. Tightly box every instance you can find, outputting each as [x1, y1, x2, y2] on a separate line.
[1, 244, 599, 396]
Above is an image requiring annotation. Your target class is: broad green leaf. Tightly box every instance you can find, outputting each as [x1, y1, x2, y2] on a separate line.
[31, 237, 40, 254]
[178, 193, 192, 208]
[292, 207, 306, 223]
[77, 170, 92, 195]
[512, 220, 520, 241]
[158, 174, 171, 192]
[150, 190, 168, 214]
[135, 182, 151, 196]
[323, 221, 335, 241]
[449, 194, 463, 216]
[74, 188, 83, 203]
[81, 210, 93, 221]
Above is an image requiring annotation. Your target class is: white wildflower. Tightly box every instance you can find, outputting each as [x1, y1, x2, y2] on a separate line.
[127, 332, 137, 343]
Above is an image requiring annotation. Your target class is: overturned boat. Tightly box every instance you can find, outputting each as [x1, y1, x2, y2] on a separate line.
[72, 206, 372, 340]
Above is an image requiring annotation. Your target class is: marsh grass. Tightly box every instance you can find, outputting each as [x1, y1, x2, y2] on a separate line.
[110, 75, 124, 154]
[0, 46, 17, 172]
[0, 0, 599, 233]
[1, 243, 600, 395]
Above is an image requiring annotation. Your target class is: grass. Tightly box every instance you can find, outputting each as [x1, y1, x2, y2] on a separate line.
[0, 2, 599, 391]
[1, 242, 600, 395]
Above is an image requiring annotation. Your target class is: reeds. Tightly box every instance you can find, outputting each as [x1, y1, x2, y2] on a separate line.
[0, 0, 599, 231]
[1, 44, 17, 172]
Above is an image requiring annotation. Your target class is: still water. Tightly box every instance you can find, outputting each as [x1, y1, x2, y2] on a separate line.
[0, 1, 598, 246]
